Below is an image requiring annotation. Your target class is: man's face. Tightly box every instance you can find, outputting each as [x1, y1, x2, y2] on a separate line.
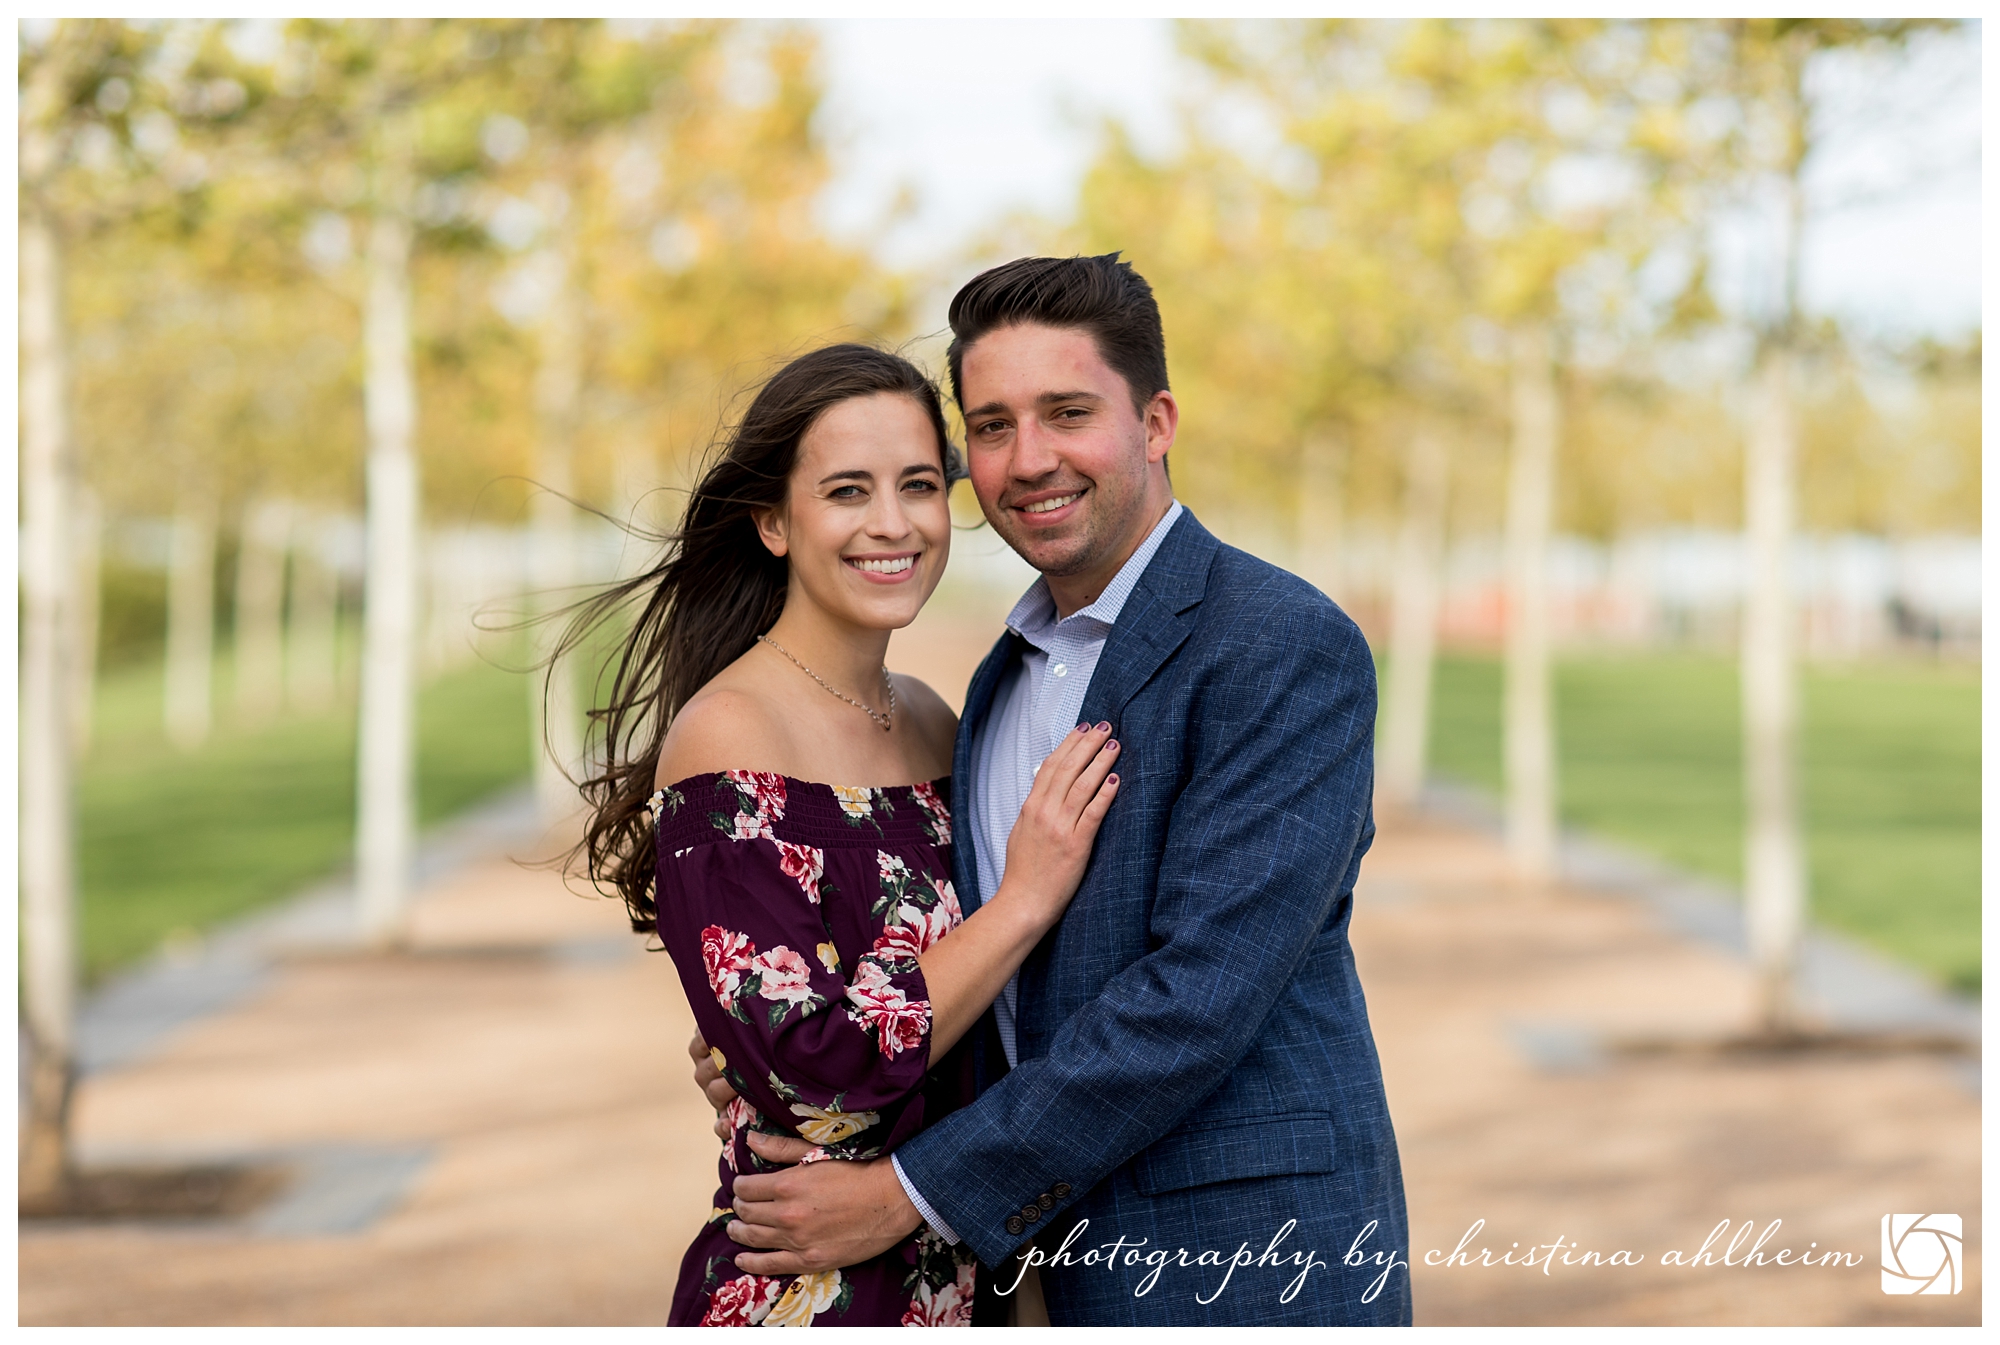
[958, 322, 1175, 580]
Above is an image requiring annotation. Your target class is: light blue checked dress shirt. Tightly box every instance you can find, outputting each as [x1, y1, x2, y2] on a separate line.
[893, 500, 1182, 1244]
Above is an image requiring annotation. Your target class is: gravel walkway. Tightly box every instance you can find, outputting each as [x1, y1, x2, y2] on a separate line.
[20, 609, 1980, 1325]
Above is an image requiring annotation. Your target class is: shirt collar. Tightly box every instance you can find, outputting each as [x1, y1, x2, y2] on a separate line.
[1006, 500, 1184, 645]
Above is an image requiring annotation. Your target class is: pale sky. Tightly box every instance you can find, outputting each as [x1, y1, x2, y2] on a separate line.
[809, 18, 1981, 342]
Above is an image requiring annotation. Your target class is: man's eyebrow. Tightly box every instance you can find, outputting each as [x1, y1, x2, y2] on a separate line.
[963, 390, 1106, 420]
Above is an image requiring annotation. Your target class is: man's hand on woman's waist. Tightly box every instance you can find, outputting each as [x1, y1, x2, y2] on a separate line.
[728, 1134, 923, 1275]
[689, 1029, 925, 1273]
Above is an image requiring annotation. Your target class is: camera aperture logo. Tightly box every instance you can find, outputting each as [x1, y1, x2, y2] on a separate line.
[1880, 1215, 1961, 1295]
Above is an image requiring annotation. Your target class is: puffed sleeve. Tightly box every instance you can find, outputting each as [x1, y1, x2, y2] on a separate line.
[657, 831, 940, 1158]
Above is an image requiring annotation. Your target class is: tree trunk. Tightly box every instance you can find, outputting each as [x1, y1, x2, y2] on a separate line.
[1742, 346, 1806, 1033]
[530, 239, 584, 825]
[19, 200, 79, 1211]
[356, 191, 421, 946]
[69, 485, 101, 755]
[164, 498, 218, 750]
[1503, 324, 1559, 882]
[1297, 428, 1347, 602]
[234, 496, 291, 720]
[287, 513, 341, 710]
[1378, 427, 1449, 812]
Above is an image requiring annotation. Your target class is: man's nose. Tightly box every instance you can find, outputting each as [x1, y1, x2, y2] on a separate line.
[1012, 415, 1062, 480]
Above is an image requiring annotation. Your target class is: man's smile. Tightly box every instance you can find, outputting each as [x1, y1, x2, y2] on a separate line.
[1012, 487, 1088, 524]
[1023, 492, 1081, 514]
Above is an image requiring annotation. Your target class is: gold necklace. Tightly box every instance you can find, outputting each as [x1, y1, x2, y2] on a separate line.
[756, 634, 895, 732]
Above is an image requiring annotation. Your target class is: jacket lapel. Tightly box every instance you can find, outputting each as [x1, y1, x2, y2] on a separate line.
[951, 626, 1026, 918]
[1076, 510, 1218, 730]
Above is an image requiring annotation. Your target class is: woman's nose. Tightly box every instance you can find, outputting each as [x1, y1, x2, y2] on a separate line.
[865, 489, 911, 537]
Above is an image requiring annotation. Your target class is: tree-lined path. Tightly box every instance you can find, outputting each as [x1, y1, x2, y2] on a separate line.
[17, 609, 1978, 1326]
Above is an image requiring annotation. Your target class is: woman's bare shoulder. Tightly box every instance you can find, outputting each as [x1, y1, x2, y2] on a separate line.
[890, 673, 959, 776]
[654, 683, 794, 788]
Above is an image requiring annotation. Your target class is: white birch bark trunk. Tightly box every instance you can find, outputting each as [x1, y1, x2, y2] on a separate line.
[234, 496, 291, 719]
[1297, 429, 1347, 603]
[530, 240, 584, 825]
[19, 200, 79, 1206]
[1378, 427, 1449, 812]
[164, 499, 218, 750]
[287, 513, 341, 710]
[1742, 346, 1806, 1033]
[69, 485, 101, 754]
[356, 193, 421, 946]
[1503, 325, 1559, 882]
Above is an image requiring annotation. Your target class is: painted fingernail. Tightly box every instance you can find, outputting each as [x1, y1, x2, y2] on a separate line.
[1107, 774, 1119, 784]
[1107, 741, 1118, 750]
[1075, 723, 1088, 733]
[1096, 721, 1111, 731]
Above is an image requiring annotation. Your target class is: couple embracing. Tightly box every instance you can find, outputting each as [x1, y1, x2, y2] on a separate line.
[572, 254, 1410, 1326]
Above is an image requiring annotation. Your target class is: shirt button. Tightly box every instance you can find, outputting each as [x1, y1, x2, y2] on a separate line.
[1052, 662, 1068, 678]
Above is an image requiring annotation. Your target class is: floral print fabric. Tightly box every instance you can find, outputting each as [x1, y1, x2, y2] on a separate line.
[656, 772, 977, 1328]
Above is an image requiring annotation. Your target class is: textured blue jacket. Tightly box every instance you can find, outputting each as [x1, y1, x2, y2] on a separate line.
[894, 510, 1411, 1326]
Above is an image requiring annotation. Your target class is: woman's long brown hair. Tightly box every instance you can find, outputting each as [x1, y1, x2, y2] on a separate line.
[554, 343, 958, 931]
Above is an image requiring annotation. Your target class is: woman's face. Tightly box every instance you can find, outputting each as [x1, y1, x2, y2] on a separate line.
[756, 391, 951, 633]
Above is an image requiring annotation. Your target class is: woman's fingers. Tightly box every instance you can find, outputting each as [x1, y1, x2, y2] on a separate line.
[1063, 738, 1120, 814]
[1080, 773, 1120, 826]
[1036, 722, 1113, 801]
[1034, 723, 1095, 791]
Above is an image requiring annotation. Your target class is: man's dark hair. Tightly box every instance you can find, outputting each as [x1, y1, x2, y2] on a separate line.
[946, 252, 1169, 418]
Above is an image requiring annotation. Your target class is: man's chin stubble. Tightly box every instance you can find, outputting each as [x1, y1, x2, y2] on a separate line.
[1003, 529, 1098, 578]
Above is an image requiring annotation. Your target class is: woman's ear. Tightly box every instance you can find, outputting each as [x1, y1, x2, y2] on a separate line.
[752, 504, 789, 558]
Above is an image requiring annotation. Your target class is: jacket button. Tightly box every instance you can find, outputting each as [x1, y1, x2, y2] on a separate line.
[1037, 1193, 1056, 1211]
[1052, 1182, 1072, 1199]
[1005, 1216, 1025, 1236]
[1021, 1204, 1041, 1223]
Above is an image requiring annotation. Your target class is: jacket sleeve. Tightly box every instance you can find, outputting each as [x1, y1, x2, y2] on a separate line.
[659, 837, 937, 1153]
[891, 591, 1377, 1264]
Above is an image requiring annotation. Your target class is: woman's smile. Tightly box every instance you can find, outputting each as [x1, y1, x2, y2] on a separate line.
[846, 551, 919, 581]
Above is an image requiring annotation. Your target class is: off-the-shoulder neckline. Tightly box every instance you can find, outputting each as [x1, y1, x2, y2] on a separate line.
[654, 771, 949, 795]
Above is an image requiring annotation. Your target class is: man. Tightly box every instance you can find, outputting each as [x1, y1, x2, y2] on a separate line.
[697, 253, 1410, 1325]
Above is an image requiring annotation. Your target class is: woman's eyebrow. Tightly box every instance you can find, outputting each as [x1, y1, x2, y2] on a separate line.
[816, 468, 874, 486]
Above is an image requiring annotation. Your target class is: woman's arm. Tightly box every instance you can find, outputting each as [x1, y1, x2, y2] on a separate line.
[915, 721, 1119, 1060]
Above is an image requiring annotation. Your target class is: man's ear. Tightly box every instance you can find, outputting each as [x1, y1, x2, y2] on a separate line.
[1143, 389, 1179, 465]
[752, 505, 789, 558]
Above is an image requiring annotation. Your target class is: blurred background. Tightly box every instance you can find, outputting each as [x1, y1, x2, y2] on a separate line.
[18, 17, 1980, 1326]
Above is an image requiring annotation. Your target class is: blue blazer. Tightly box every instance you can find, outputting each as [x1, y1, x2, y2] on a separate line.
[895, 511, 1412, 1326]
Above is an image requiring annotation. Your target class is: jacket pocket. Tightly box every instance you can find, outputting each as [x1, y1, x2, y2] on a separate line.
[1131, 1111, 1339, 1197]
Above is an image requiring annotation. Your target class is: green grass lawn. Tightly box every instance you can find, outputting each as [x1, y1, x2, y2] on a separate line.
[75, 652, 534, 981]
[1422, 652, 1980, 996]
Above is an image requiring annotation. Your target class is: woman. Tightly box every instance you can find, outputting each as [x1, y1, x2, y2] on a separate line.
[566, 344, 1119, 1327]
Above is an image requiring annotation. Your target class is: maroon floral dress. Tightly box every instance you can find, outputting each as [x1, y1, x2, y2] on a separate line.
[654, 771, 979, 1328]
